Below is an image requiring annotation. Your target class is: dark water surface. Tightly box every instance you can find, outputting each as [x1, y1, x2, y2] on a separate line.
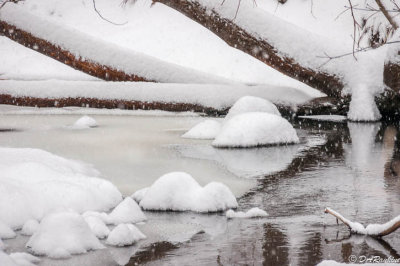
[128, 120, 400, 266]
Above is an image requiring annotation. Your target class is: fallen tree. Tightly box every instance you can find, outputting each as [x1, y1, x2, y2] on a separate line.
[325, 207, 400, 237]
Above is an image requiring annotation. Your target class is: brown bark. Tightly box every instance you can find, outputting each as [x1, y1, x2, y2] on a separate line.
[152, 0, 344, 98]
[0, 20, 152, 82]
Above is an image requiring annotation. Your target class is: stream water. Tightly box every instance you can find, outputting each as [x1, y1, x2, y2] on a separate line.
[1, 107, 399, 266]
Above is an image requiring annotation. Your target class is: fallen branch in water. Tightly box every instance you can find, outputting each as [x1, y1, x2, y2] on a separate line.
[324, 207, 400, 237]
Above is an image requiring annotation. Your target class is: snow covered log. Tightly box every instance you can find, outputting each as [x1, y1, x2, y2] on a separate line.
[324, 208, 400, 237]
[0, 10, 229, 84]
[152, 0, 344, 98]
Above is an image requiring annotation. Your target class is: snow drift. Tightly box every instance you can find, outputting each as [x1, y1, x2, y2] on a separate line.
[182, 120, 221, 139]
[224, 96, 281, 121]
[133, 172, 238, 212]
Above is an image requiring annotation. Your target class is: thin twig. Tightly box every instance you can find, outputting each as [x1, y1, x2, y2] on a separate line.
[92, 0, 127, 26]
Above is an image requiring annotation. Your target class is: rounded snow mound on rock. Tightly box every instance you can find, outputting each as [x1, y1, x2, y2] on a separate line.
[108, 197, 146, 225]
[213, 112, 299, 148]
[72, 115, 97, 129]
[182, 119, 221, 139]
[134, 172, 238, 212]
[106, 224, 146, 247]
[26, 211, 104, 259]
[225, 96, 281, 121]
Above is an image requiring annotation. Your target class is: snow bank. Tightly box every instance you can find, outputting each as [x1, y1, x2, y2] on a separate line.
[72, 115, 97, 129]
[26, 212, 104, 258]
[212, 113, 299, 148]
[226, 208, 268, 219]
[108, 197, 146, 225]
[0, 221, 16, 239]
[21, 220, 40, 236]
[182, 120, 221, 139]
[0, 251, 18, 266]
[106, 224, 146, 247]
[0, 80, 314, 109]
[0, 147, 122, 229]
[134, 172, 238, 212]
[84, 216, 110, 239]
[298, 115, 347, 122]
[347, 85, 382, 121]
[9, 253, 40, 266]
[224, 96, 281, 121]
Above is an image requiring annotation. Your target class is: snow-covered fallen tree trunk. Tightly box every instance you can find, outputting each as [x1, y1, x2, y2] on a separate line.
[324, 208, 400, 237]
[152, 0, 344, 98]
[0, 7, 230, 84]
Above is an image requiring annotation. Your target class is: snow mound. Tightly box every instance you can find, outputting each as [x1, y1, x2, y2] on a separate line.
[347, 85, 382, 122]
[82, 211, 112, 225]
[106, 224, 146, 247]
[0, 221, 16, 239]
[0, 147, 122, 229]
[131, 188, 149, 203]
[108, 197, 147, 225]
[0, 251, 17, 266]
[72, 115, 98, 129]
[84, 216, 110, 239]
[9, 252, 40, 266]
[0, 239, 5, 250]
[21, 220, 39, 236]
[26, 212, 104, 259]
[225, 96, 281, 121]
[212, 112, 299, 148]
[182, 120, 221, 139]
[226, 208, 268, 219]
[136, 172, 238, 212]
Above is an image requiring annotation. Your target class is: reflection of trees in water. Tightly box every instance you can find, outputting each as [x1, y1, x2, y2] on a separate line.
[263, 224, 289, 266]
[299, 233, 323, 266]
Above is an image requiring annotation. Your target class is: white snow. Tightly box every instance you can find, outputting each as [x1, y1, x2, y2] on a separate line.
[212, 112, 299, 148]
[0, 221, 16, 239]
[226, 208, 268, 219]
[0, 147, 122, 229]
[224, 96, 281, 121]
[84, 216, 110, 239]
[325, 208, 400, 236]
[318, 260, 399, 266]
[9, 253, 40, 266]
[0, 239, 5, 250]
[134, 172, 238, 212]
[0, 251, 18, 266]
[106, 224, 146, 247]
[21, 220, 40, 236]
[131, 188, 148, 203]
[82, 211, 112, 225]
[108, 197, 147, 225]
[182, 120, 221, 140]
[0, 80, 315, 109]
[26, 211, 104, 258]
[347, 84, 382, 121]
[298, 115, 347, 122]
[72, 115, 98, 129]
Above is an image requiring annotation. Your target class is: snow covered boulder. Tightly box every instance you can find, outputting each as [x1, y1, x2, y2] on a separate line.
[131, 188, 148, 203]
[21, 219, 40, 236]
[225, 96, 281, 121]
[213, 112, 299, 148]
[226, 208, 268, 219]
[137, 172, 238, 212]
[72, 115, 97, 129]
[0, 147, 122, 229]
[9, 253, 40, 266]
[106, 224, 146, 247]
[26, 212, 104, 259]
[108, 197, 147, 225]
[0, 221, 16, 239]
[0, 251, 17, 266]
[182, 120, 221, 140]
[84, 216, 110, 239]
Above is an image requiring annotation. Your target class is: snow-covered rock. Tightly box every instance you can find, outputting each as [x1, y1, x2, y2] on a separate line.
[182, 120, 221, 139]
[21, 220, 40, 236]
[106, 224, 146, 247]
[137, 172, 238, 212]
[0, 147, 122, 229]
[108, 197, 147, 225]
[213, 112, 299, 148]
[72, 115, 98, 129]
[226, 208, 268, 219]
[82, 211, 112, 225]
[9, 253, 40, 266]
[0, 221, 16, 239]
[347, 84, 382, 122]
[131, 188, 149, 203]
[26, 211, 104, 259]
[224, 96, 281, 121]
[0, 251, 17, 266]
[84, 216, 110, 239]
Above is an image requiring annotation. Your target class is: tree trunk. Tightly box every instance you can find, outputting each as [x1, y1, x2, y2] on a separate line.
[152, 0, 344, 98]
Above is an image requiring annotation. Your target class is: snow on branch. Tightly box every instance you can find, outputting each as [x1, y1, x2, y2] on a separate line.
[324, 207, 400, 237]
[0, 0, 23, 9]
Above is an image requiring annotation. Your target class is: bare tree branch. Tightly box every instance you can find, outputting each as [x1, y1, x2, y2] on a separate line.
[375, 0, 399, 29]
